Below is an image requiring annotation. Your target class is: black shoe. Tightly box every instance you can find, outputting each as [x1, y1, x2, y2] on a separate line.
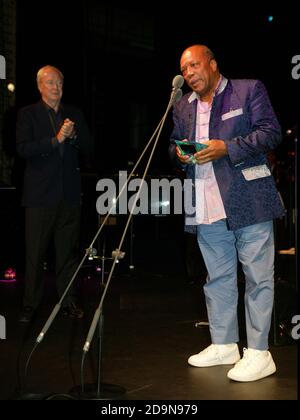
[61, 302, 84, 319]
[19, 306, 35, 323]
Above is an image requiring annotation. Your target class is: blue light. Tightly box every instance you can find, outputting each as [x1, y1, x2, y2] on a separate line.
[268, 15, 274, 22]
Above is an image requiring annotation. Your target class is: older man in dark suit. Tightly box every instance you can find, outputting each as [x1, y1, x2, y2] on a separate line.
[17, 65, 91, 322]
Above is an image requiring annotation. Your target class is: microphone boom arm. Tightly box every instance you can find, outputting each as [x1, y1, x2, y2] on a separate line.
[83, 80, 183, 353]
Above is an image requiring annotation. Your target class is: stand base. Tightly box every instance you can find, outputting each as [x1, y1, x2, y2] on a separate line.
[12, 390, 77, 400]
[70, 383, 126, 400]
[13, 392, 47, 400]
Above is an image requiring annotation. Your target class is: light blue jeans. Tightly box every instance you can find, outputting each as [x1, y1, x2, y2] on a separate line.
[197, 220, 274, 350]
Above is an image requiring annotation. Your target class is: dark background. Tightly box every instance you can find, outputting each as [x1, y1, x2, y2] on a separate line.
[1, 0, 298, 276]
[15, 0, 299, 174]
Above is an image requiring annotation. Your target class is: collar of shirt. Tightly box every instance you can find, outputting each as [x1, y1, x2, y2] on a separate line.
[42, 100, 64, 115]
[188, 75, 228, 104]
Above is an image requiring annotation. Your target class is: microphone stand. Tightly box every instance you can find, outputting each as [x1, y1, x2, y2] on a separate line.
[22, 76, 183, 400]
[78, 84, 183, 400]
[34, 108, 167, 346]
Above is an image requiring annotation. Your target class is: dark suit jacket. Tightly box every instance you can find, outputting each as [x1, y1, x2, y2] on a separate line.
[16, 100, 91, 207]
[169, 79, 285, 232]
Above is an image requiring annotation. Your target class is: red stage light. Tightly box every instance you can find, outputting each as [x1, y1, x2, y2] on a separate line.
[0, 267, 17, 283]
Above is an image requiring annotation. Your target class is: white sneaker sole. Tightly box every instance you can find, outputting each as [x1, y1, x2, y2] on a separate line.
[227, 362, 276, 382]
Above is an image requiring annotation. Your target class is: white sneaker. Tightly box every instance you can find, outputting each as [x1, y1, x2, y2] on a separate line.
[227, 348, 276, 382]
[188, 344, 240, 367]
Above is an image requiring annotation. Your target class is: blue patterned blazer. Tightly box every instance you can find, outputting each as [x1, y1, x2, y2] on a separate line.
[169, 78, 285, 232]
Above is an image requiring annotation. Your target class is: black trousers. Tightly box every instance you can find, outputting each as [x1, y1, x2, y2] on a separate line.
[23, 201, 81, 308]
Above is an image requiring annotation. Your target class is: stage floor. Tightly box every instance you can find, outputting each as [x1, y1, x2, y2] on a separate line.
[0, 266, 297, 401]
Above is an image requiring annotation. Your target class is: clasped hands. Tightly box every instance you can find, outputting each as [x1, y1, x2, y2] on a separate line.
[57, 118, 76, 143]
[176, 139, 228, 164]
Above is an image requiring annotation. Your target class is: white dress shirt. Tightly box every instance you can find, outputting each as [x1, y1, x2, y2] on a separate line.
[188, 76, 228, 224]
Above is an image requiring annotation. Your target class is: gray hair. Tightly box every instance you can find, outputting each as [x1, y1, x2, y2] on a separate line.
[36, 65, 64, 87]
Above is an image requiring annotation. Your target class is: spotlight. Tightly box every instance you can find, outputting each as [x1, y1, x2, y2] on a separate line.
[0, 267, 17, 283]
[7, 82, 15, 93]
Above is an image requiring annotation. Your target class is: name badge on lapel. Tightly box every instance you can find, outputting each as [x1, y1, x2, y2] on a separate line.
[242, 164, 271, 181]
[221, 108, 243, 121]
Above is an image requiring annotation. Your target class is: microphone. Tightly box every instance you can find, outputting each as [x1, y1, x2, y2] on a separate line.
[173, 88, 182, 103]
[170, 75, 184, 105]
[172, 74, 184, 90]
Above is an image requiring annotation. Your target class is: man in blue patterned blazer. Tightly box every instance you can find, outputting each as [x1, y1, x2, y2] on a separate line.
[169, 44, 285, 382]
